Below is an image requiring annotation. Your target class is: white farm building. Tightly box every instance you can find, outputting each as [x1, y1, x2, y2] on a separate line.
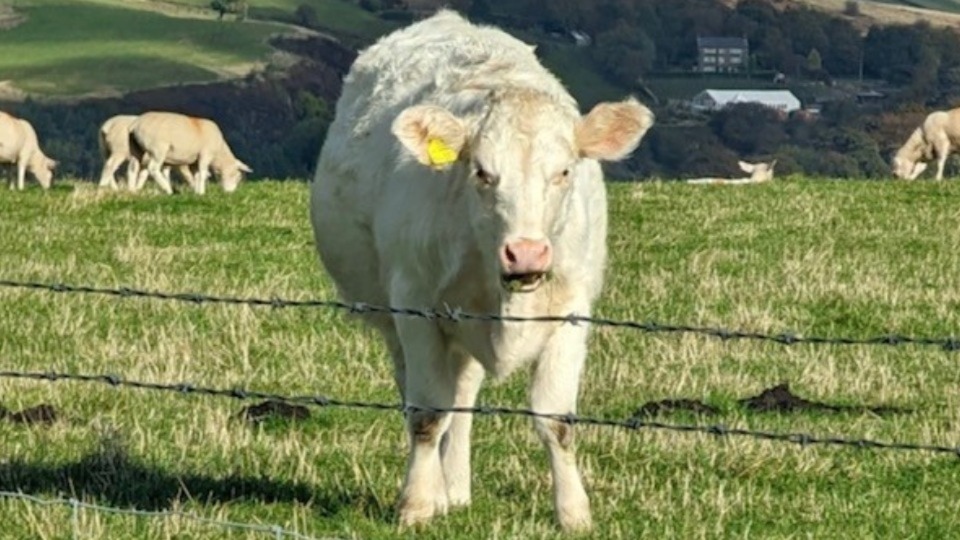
[690, 89, 801, 114]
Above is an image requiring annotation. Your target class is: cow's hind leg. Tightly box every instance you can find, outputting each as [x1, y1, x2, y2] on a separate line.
[531, 324, 592, 532]
[98, 153, 125, 189]
[394, 316, 455, 527]
[440, 352, 484, 507]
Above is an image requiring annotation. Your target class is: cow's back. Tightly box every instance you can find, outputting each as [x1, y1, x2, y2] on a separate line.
[0, 111, 27, 163]
[132, 112, 223, 164]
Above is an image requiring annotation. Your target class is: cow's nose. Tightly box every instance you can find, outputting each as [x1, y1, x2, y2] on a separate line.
[500, 238, 552, 274]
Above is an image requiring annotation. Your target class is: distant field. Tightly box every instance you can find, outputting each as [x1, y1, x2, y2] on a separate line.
[0, 1, 282, 96]
[164, 0, 397, 42]
[873, 0, 960, 14]
[1, 178, 960, 538]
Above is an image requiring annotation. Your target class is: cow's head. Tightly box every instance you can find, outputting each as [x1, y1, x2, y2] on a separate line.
[217, 159, 252, 193]
[892, 155, 927, 180]
[30, 155, 56, 190]
[393, 91, 653, 293]
[739, 160, 776, 182]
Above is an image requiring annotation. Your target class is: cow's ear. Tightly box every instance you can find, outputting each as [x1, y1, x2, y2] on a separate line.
[236, 160, 252, 173]
[738, 161, 755, 174]
[46, 158, 58, 170]
[576, 97, 654, 162]
[392, 105, 466, 169]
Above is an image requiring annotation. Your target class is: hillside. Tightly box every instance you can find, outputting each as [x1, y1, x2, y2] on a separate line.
[794, 0, 960, 29]
[3, 0, 960, 101]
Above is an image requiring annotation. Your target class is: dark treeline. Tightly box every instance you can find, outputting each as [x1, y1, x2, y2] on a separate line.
[5, 0, 960, 182]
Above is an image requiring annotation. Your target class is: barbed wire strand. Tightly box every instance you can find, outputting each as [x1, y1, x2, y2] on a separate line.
[2, 370, 959, 458]
[0, 491, 326, 540]
[1, 279, 959, 351]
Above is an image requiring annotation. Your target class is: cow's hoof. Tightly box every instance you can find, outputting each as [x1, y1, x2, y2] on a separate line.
[398, 493, 448, 527]
[557, 507, 593, 533]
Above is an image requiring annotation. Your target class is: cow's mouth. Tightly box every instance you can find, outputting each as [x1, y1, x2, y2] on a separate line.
[501, 272, 546, 293]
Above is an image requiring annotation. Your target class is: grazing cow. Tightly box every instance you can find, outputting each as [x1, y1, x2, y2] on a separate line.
[892, 108, 960, 180]
[0, 111, 56, 190]
[310, 10, 653, 531]
[686, 160, 777, 185]
[98, 114, 195, 191]
[129, 111, 251, 195]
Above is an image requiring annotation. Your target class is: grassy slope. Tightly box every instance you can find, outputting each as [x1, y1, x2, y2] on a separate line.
[872, 0, 960, 14]
[160, 0, 397, 42]
[0, 179, 959, 538]
[0, 1, 281, 96]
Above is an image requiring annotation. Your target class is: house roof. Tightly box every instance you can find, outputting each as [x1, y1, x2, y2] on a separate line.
[696, 89, 800, 107]
[697, 36, 748, 49]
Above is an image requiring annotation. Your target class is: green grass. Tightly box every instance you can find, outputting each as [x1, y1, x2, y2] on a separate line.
[0, 1, 282, 95]
[1, 178, 960, 538]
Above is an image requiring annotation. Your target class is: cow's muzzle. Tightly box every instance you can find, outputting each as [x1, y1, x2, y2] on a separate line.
[500, 238, 552, 293]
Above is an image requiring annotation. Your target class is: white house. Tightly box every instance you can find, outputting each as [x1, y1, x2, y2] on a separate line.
[690, 89, 801, 114]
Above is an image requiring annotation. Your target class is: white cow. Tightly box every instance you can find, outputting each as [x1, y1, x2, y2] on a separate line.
[310, 10, 653, 531]
[890, 107, 960, 180]
[129, 111, 251, 195]
[686, 160, 777, 185]
[98, 114, 195, 191]
[0, 111, 56, 190]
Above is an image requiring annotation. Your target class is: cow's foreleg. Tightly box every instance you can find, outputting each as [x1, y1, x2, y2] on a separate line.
[934, 139, 950, 181]
[440, 353, 484, 507]
[16, 158, 26, 191]
[145, 154, 174, 195]
[177, 165, 198, 193]
[195, 157, 211, 195]
[395, 317, 454, 527]
[531, 323, 592, 532]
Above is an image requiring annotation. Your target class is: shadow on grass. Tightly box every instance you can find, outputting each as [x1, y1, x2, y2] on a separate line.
[0, 434, 392, 521]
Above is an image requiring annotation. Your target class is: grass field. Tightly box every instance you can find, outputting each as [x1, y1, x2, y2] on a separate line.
[0, 1, 282, 96]
[1, 178, 960, 538]
[161, 0, 398, 43]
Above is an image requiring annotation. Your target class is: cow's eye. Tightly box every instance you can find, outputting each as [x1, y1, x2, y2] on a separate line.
[475, 166, 497, 186]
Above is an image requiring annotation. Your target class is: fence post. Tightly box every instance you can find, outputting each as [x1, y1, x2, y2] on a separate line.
[69, 498, 80, 540]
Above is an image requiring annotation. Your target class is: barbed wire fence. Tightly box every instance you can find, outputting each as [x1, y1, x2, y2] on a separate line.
[2, 278, 960, 536]
[0, 491, 327, 540]
[3, 279, 960, 350]
[1, 369, 959, 457]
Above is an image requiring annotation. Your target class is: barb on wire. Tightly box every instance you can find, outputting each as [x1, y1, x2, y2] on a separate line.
[0, 491, 323, 540]
[1, 279, 959, 351]
[2, 369, 959, 458]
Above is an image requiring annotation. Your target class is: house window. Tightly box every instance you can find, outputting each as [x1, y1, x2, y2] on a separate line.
[703, 47, 717, 53]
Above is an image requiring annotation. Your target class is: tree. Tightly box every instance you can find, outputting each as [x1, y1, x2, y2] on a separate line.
[295, 4, 318, 28]
[709, 103, 785, 155]
[806, 48, 822, 73]
[591, 23, 656, 87]
[210, 0, 246, 20]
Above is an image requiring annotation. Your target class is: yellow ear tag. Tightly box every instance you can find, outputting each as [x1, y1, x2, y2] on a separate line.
[427, 138, 458, 168]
